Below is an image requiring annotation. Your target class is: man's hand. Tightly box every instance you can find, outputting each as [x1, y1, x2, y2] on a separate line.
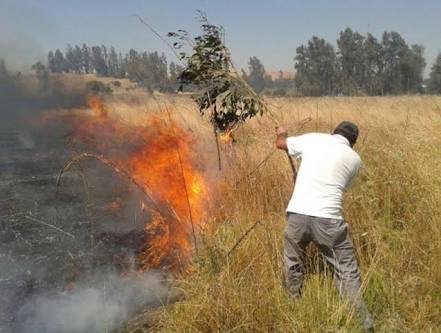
[275, 126, 288, 151]
[275, 126, 288, 137]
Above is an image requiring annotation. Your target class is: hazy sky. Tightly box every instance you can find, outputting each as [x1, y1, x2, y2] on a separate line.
[1, 0, 440, 75]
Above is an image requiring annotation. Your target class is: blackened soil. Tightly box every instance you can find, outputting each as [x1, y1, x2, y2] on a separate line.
[0, 128, 150, 331]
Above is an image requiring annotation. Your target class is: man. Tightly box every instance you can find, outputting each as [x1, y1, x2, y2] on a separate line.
[275, 121, 374, 332]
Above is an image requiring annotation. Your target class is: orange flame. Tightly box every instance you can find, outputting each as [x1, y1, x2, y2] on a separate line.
[219, 130, 234, 145]
[70, 97, 207, 271]
[128, 115, 206, 270]
[87, 95, 108, 118]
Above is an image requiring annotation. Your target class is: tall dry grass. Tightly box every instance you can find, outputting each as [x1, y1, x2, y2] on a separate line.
[116, 95, 441, 332]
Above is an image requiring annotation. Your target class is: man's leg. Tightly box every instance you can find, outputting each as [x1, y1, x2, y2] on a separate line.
[284, 213, 311, 298]
[311, 217, 374, 332]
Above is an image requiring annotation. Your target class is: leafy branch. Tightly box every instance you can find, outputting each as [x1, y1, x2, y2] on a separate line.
[168, 11, 267, 134]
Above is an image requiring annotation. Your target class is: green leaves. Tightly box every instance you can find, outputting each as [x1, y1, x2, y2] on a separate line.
[169, 12, 267, 133]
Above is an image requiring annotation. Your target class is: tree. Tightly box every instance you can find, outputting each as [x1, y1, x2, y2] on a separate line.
[144, 51, 168, 90]
[64, 44, 83, 73]
[82, 44, 91, 73]
[32, 61, 50, 92]
[91, 46, 108, 76]
[272, 71, 295, 96]
[337, 28, 366, 95]
[65, 44, 75, 72]
[53, 49, 66, 73]
[400, 44, 425, 92]
[363, 33, 384, 95]
[0, 58, 9, 82]
[47, 51, 56, 73]
[169, 61, 184, 90]
[381, 31, 409, 94]
[117, 52, 126, 78]
[124, 49, 169, 91]
[428, 53, 441, 94]
[246, 56, 267, 93]
[381, 31, 426, 94]
[0, 59, 18, 102]
[294, 36, 339, 96]
[169, 61, 181, 82]
[108, 46, 119, 77]
[73, 45, 83, 73]
[125, 49, 141, 81]
[101, 45, 109, 74]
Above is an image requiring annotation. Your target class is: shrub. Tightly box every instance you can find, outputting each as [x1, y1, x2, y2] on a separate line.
[85, 80, 112, 95]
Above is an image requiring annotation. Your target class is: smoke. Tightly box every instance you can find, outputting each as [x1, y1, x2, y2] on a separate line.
[14, 271, 170, 333]
[0, 72, 87, 127]
[0, 181, 173, 333]
[0, 37, 45, 73]
[1, 37, 189, 331]
[0, 1, 49, 72]
[0, 0, 86, 132]
[0, 67, 167, 331]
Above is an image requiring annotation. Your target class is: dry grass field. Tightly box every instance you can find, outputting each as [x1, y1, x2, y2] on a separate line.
[99, 94, 441, 333]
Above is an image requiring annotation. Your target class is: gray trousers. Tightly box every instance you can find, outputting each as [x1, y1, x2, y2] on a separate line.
[284, 212, 373, 331]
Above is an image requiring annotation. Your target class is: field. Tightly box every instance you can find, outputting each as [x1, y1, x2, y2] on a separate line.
[4, 79, 440, 332]
[105, 94, 441, 333]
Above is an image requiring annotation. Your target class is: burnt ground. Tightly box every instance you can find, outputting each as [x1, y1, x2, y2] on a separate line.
[0, 125, 159, 332]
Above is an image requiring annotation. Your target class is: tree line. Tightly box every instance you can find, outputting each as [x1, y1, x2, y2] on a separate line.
[294, 28, 427, 96]
[242, 56, 295, 96]
[244, 28, 441, 96]
[47, 44, 183, 92]
[44, 29, 441, 96]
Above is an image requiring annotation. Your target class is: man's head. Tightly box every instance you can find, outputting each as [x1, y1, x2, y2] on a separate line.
[333, 121, 359, 147]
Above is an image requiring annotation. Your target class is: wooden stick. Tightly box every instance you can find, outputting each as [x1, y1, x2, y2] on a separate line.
[234, 150, 276, 186]
[56, 152, 179, 221]
[132, 14, 184, 65]
[226, 220, 261, 258]
[281, 117, 312, 180]
[234, 116, 313, 186]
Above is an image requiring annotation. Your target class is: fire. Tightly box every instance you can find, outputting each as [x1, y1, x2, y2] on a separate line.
[219, 130, 234, 145]
[127, 115, 206, 270]
[87, 95, 108, 118]
[68, 96, 207, 271]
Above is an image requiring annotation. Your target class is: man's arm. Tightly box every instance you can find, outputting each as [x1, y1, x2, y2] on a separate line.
[275, 126, 298, 178]
[275, 127, 288, 151]
[276, 127, 310, 158]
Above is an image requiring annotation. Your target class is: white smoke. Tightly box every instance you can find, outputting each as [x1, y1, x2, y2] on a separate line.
[14, 271, 171, 333]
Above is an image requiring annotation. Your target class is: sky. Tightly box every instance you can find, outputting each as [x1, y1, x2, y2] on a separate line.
[1, 0, 440, 75]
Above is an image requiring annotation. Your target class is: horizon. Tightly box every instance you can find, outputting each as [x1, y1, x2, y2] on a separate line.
[1, 1, 440, 76]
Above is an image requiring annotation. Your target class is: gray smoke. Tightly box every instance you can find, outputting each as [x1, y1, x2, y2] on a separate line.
[0, 63, 175, 332]
[0, 1, 49, 72]
[14, 271, 170, 333]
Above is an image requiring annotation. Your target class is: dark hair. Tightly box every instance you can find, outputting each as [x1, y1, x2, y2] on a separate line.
[333, 121, 359, 146]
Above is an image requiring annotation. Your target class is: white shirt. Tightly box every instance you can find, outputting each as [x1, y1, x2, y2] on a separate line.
[286, 133, 361, 220]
